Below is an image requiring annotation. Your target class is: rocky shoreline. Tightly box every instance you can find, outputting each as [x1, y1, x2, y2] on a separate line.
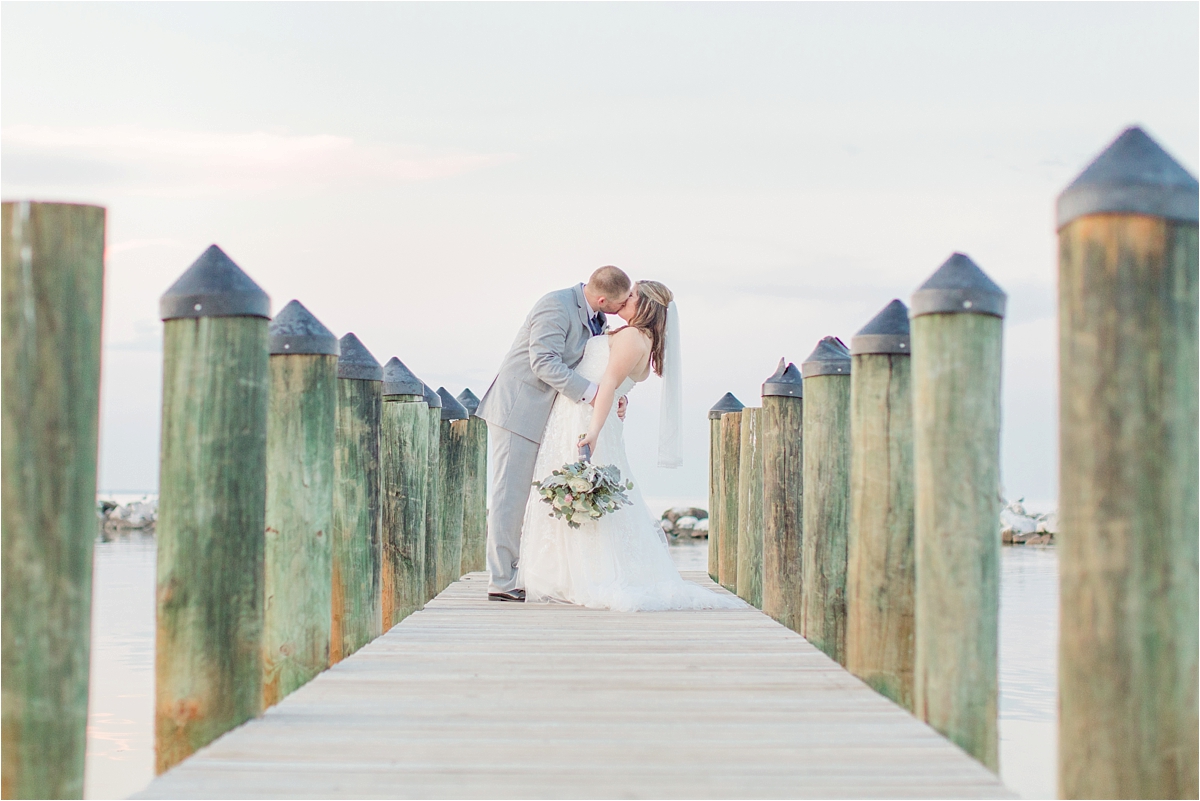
[96, 495, 1055, 546]
[657, 499, 1056, 546]
[999, 499, 1057, 545]
[97, 497, 157, 540]
[659, 506, 710, 540]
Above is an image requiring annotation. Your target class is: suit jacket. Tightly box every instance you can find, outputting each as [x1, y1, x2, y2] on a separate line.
[477, 284, 604, 443]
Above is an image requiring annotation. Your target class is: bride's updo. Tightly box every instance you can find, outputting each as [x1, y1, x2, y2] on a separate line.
[612, 280, 673, 377]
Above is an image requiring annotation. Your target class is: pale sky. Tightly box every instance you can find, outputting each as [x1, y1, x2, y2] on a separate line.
[3, 1, 1197, 506]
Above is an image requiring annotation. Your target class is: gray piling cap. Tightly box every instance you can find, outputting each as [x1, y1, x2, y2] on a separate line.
[160, 244, 270, 320]
[1057, 126, 1199, 230]
[762, 358, 803, 399]
[422, 383, 442, 409]
[337, 333, 383, 381]
[708, 392, 745, 419]
[910, 253, 1007, 319]
[438, 387, 469, 421]
[381, 357, 424, 397]
[851, 300, 911, 355]
[269, 300, 340, 356]
[801, 336, 851, 378]
[457, 388, 481, 416]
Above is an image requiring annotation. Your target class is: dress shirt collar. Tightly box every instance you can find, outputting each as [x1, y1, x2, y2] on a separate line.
[581, 283, 599, 318]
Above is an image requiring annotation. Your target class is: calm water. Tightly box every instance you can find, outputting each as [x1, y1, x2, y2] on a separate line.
[85, 534, 155, 800]
[996, 545, 1059, 800]
[85, 537, 1058, 799]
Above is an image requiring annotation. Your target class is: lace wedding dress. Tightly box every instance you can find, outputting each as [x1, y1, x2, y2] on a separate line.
[518, 336, 743, 611]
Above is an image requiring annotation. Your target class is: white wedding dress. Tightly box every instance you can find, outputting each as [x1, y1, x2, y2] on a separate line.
[518, 335, 743, 611]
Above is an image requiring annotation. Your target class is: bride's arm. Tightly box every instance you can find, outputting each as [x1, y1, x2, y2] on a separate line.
[578, 329, 649, 459]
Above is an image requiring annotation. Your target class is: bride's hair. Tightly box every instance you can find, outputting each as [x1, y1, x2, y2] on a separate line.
[611, 280, 673, 377]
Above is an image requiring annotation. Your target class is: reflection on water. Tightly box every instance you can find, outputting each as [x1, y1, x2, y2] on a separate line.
[85, 535, 1058, 800]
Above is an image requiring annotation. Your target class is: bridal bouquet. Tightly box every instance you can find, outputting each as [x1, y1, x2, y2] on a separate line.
[533, 460, 635, 529]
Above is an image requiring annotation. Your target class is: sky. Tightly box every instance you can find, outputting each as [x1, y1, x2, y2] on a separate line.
[3, 1, 1197, 507]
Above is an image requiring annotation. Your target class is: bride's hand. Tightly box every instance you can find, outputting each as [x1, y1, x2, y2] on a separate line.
[577, 432, 598, 461]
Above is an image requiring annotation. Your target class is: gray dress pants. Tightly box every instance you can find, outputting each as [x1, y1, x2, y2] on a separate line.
[486, 423, 541, 594]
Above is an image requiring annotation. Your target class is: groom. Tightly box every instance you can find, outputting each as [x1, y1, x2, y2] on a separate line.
[476, 266, 634, 601]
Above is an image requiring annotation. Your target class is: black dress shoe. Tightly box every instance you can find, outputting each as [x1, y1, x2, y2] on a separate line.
[488, 589, 526, 602]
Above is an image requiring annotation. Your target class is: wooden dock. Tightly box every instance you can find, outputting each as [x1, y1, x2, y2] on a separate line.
[137, 572, 1012, 799]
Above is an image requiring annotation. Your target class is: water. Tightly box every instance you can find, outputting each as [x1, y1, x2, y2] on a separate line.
[84, 533, 155, 800]
[997, 545, 1059, 799]
[665, 538, 710, 572]
[85, 536, 1058, 799]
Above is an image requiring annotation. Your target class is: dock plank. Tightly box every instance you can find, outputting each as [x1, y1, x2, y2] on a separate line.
[137, 571, 1012, 799]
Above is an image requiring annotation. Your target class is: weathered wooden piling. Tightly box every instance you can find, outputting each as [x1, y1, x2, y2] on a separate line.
[1055, 127, 1199, 798]
[457, 389, 488, 574]
[330, 333, 383, 664]
[422, 383, 443, 601]
[380, 358, 428, 628]
[1, 201, 105, 799]
[735, 406, 764, 608]
[911, 255, 1006, 771]
[719, 407, 744, 592]
[846, 302, 915, 708]
[708, 393, 744, 586]
[437, 388, 470, 592]
[154, 245, 270, 773]
[761, 361, 804, 632]
[800, 336, 852, 664]
[263, 301, 338, 708]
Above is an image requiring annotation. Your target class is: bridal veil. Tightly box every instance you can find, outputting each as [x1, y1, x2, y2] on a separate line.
[658, 300, 683, 468]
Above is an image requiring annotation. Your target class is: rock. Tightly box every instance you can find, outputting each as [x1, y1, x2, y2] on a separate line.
[659, 507, 710, 541]
[662, 506, 708, 524]
[1000, 505, 1038, 537]
[999, 497, 1057, 545]
[99, 496, 158, 536]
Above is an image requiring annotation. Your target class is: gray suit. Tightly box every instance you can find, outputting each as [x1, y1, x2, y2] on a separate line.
[477, 284, 603, 593]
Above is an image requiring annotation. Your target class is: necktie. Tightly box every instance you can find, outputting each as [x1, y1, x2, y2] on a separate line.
[589, 314, 602, 335]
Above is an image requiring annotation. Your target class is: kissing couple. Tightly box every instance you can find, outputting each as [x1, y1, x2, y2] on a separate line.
[475, 266, 740, 611]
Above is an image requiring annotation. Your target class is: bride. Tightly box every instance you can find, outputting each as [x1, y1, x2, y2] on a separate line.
[518, 280, 743, 612]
